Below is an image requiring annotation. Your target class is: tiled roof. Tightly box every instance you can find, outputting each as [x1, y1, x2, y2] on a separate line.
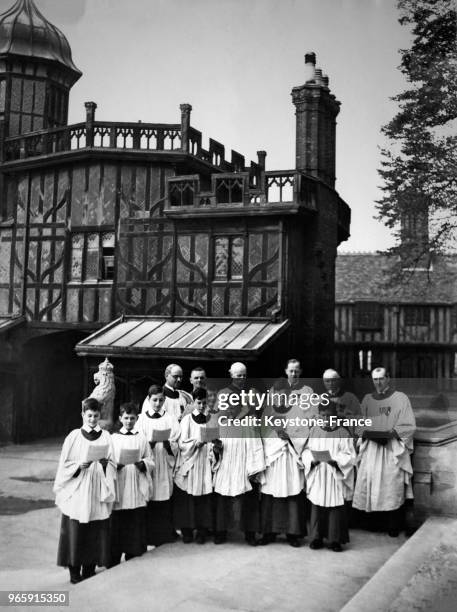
[335, 253, 457, 303]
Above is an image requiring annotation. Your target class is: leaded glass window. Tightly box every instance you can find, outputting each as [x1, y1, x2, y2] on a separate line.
[213, 236, 244, 281]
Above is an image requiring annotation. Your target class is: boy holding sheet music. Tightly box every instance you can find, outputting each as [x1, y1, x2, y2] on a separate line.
[173, 388, 221, 544]
[109, 403, 154, 566]
[301, 403, 355, 552]
[136, 384, 180, 545]
[54, 397, 116, 583]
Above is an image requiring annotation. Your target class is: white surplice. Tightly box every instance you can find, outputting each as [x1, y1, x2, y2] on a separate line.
[111, 429, 154, 510]
[174, 411, 216, 496]
[302, 426, 355, 507]
[213, 434, 265, 497]
[353, 389, 416, 512]
[136, 409, 180, 501]
[260, 404, 307, 498]
[53, 427, 116, 523]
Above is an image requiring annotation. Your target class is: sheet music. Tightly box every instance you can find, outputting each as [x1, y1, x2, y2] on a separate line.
[119, 448, 140, 465]
[84, 444, 108, 462]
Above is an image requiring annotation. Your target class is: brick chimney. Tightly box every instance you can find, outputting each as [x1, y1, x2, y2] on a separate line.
[291, 52, 340, 188]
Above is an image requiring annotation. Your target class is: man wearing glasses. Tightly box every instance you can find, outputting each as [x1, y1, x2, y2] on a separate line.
[141, 363, 190, 421]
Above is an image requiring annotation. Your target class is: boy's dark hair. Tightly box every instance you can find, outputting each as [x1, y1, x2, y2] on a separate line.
[192, 387, 207, 401]
[148, 384, 164, 398]
[119, 402, 138, 416]
[81, 397, 101, 413]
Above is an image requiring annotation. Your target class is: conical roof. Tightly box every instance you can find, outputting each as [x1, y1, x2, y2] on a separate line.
[0, 0, 81, 82]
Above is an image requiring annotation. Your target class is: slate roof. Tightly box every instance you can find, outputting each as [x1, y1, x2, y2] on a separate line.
[335, 253, 457, 304]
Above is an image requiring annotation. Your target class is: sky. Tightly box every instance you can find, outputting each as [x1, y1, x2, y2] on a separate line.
[1, 0, 414, 252]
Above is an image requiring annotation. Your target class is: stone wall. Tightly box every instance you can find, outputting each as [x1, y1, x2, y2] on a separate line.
[413, 421, 457, 518]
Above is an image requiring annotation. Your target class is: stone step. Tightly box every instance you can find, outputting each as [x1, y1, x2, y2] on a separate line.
[340, 516, 457, 612]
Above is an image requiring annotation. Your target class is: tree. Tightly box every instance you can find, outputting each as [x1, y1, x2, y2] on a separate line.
[377, 0, 457, 272]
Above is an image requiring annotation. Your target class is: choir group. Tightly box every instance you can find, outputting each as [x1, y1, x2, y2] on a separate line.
[53, 360, 416, 584]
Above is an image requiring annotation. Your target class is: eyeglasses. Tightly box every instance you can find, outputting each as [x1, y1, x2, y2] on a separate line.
[170, 373, 183, 379]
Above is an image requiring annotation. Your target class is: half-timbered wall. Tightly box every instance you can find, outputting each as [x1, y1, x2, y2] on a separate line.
[335, 303, 457, 344]
[0, 169, 69, 319]
[0, 161, 118, 322]
[334, 302, 457, 378]
[0, 159, 283, 323]
[117, 216, 282, 319]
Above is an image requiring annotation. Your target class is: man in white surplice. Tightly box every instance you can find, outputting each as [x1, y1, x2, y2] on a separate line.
[212, 362, 265, 545]
[352, 367, 416, 536]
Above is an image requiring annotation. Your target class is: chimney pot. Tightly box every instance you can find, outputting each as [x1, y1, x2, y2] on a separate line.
[304, 52, 316, 66]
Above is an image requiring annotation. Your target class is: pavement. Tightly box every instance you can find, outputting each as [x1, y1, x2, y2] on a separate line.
[0, 438, 452, 612]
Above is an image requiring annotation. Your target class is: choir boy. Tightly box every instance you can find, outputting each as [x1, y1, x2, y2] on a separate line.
[109, 403, 154, 566]
[302, 403, 355, 552]
[54, 397, 116, 583]
[173, 388, 218, 544]
[137, 385, 180, 545]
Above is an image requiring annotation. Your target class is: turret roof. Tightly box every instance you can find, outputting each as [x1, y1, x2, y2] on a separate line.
[0, 0, 81, 82]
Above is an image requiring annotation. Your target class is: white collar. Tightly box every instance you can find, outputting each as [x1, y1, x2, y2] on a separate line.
[164, 383, 178, 392]
[146, 408, 165, 417]
[192, 408, 205, 416]
[119, 426, 137, 434]
[82, 423, 101, 433]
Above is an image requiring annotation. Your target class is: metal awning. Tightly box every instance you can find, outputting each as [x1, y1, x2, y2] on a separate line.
[0, 315, 25, 334]
[75, 316, 290, 360]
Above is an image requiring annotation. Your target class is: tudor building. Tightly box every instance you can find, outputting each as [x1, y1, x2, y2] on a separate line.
[0, 0, 350, 443]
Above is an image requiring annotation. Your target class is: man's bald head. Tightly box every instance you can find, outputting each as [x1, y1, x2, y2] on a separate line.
[229, 362, 247, 389]
[323, 368, 341, 395]
[323, 369, 340, 380]
[229, 362, 246, 377]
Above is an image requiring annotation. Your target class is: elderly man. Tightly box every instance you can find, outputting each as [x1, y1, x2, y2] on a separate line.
[141, 364, 190, 421]
[212, 362, 265, 545]
[352, 367, 416, 536]
[323, 369, 360, 418]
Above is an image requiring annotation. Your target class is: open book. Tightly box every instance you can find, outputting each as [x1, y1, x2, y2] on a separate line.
[364, 430, 394, 440]
[151, 428, 171, 443]
[198, 426, 220, 443]
[310, 449, 332, 463]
